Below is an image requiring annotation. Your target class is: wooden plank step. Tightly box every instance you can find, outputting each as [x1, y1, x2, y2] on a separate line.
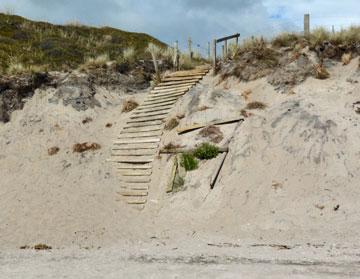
[127, 116, 166, 124]
[151, 86, 191, 94]
[114, 138, 160, 144]
[117, 169, 152, 176]
[112, 142, 159, 149]
[137, 102, 175, 110]
[112, 152, 156, 158]
[151, 87, 190, 94]
[119, 191, 148, 197]
[124, 121, 163, 128]
[130, 111, 169, 119]
[158, 79, 199, 87]
[167, 71, 208, 77]
[112, 157, 154, 164]
[118, 131, 163, 138]
[143, 96, 180, 104]
[154, 83, 195, 91]
[140, 99, 177, 107]
[121, 126, 163, 133]
[120, 184, 149, 191]
[162, 75, 203, 82]
[133, 106, 171, 114]
[127, 198, 147, 205]
[149, 90, 188, 97]
[120, 176, 152, 183]
[116, 163, 153, 170]
[147, 92, 186, 100]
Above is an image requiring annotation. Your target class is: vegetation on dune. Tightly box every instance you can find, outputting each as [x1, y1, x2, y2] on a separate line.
[193, 143, 219, 160]
[0, 13, 166, 74]
[181, 153, 198, 171]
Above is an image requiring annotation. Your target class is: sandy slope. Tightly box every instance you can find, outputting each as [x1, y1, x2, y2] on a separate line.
[1, 60, 360, 277]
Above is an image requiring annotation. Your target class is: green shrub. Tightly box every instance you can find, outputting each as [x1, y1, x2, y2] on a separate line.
[193, 143, 219, 160]
[181, 153, 198, 171]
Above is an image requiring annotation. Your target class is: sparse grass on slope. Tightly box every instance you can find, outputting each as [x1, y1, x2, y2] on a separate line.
[0, 13, 165, 74]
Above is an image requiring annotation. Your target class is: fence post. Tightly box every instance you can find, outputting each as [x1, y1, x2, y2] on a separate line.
[188, 37, 193, 61]
[236, 36, 239, 46]
[224, 40, 228, 60]
[332, 25, 335, 34]
[304, 14, 310, 37]
[173, 40, 179, 71]
[208, 42, 211, 60]
[212, 39, 217, 75]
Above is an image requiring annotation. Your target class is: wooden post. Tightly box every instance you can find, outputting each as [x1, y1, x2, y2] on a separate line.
[208, 42, 211, 60]
[173, 41, 179, 70]
[188, 37, 193, 61]
[212, 39, 217, 75]
[304, 14, 310, 37]
[235, 36, 239, 46]
[224, 40, 228, 60]
[222, 45, 225, 60]
[332, 25, 335, 34]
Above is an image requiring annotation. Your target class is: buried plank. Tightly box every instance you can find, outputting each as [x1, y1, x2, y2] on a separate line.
[126, 198, 147, 205]
[120, 183, 149, 191]
[166, 156, 178, 193]
[114, 138, 160, 144]
[177, 118, 244, 134]
[160, 146, 229, 154]
[210, 152, 228, 189]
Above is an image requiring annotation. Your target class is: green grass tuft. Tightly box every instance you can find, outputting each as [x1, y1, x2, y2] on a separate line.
[193, 143, 219, 160]
[181, 153, 198, 171]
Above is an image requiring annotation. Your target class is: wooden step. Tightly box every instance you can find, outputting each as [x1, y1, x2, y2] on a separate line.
[167, 71, 208, 77]
[143, 96, 180, 105]
[117, 169, 152, 176]
[121, 126, 163, 133]
[114, 138, 160, 144]
[120, 176, 152, 183]
[133, 107, 172, 114]
[118, 131, 163, 138]
[151, 86, 192, 93]
[147, 92, 186, 100]
[158, 79, 199, 87]
[154, 83, 195, 91]
[162, 75, 203, 82]
[116, 163, 153, 170]
[127, 116, 166, 124]
[111, 156, 154, 164]
[124, 121, 163, 128]
[112, 148, 157, 156]
[149, 90, 188, 97]
[118, 191, 148, 197]
[120, 183, 149, 191]
[112, 142, 159, 149]
[140, 100, 177, 107]
[127, 198, 147, 205]
[130, 111, 169, 119]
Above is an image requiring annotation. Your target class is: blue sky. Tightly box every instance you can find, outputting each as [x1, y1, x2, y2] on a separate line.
[1, 0, 360, 54]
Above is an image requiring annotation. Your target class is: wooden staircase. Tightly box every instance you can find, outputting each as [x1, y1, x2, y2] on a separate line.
[109, 67, 210, 208]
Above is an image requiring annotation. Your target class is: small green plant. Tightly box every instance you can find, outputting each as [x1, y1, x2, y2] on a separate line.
[193, 143, 219, 160]
[181, 153, 198, 171]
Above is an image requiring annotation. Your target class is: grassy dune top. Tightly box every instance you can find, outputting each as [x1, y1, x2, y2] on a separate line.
[0, 13, 165, 74]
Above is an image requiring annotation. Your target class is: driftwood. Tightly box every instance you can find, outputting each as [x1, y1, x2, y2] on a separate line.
[210, 152, 229, 189]
[177, 118, 244, 135]
[160, 146, 229, 154]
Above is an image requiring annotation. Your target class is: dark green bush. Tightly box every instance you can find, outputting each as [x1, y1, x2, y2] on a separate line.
[193, 143, 219, 160]
[181, 153, 198, 171]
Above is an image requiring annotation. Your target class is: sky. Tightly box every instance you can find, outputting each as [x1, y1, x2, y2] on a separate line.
[1, 0, 360, 54]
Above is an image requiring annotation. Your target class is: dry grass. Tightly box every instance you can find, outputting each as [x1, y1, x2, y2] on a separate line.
[272, 32, 301, 48]
[122, 100, 138, 113]
[197, 105, 210, 111]
[34, 244, 52, 250]
[73, 142, 101, 153]
[241, 89, 252, 101]
[82, 53, 110, 69]
[122, 47, 136, 63]
[246, 101, 267, 110]
[164, 118, 179, 130]
[163, 142, 181, 150]
[199, 125, 224, 144]
[48, 147, 60, 156]
[342, 53, 352, 65]
[314, 64, 330, 79]
[240, 109, 253, 118]
[82, 117, 93, 124]
[105, 123, 113, 128]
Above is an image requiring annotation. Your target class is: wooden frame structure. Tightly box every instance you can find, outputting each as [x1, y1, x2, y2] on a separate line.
[212, 33, 240, 74]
